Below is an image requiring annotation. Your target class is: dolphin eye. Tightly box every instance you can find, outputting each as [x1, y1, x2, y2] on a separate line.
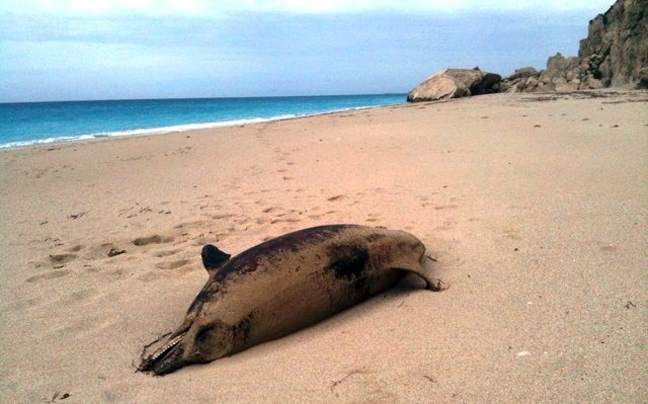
[195, 325, 215, 345]
[190, 322, 232, 361]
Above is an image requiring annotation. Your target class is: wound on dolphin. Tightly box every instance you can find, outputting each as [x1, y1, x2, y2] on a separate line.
[138, 224, 445, 376]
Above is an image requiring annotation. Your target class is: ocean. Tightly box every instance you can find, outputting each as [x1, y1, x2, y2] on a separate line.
[0, 94, 406, 149]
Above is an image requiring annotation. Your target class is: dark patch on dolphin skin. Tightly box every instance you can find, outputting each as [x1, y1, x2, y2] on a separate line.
[195, 324, 216, 345]
[327, 244, 369, 280]
[214, 225, 355, 282]
[363, 233, 386, 243]
[187, 283, 222, 313]
[231, 313, 254, 352]
[201, 244, 231, 272]
[353, 275, 370, 295]
[234, 314, 252, 339]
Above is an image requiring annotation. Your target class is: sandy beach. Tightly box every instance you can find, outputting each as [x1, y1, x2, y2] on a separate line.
[1, 91, 646, 403]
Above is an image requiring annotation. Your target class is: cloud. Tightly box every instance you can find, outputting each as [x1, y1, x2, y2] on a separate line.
[2, 0, 614, 16]
[226, 0, 614, 14]
[1, 0, 211, 17]
[1, 0, 613, 102]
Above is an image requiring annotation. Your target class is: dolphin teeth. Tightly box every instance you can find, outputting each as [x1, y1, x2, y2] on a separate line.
[150, 333, 185, 361]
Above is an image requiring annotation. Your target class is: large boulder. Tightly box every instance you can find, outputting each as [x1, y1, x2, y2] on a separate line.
[407, 68, 502, 102]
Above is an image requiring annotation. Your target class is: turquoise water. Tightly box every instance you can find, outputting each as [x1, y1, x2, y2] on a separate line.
[0, 94, 405, 149]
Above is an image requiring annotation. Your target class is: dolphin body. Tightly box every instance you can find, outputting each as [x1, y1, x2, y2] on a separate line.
[139, 224, 443, 375]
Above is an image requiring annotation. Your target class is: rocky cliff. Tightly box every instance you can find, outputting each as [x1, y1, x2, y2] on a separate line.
[408, 0, 647, 101]
[579, 0, 647, 88]
[504, 0, 647, 92]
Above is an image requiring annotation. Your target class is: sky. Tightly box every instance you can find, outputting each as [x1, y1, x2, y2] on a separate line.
[1, 0, 614, 102]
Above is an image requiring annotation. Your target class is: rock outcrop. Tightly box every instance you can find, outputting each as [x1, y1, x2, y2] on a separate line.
[407, 68, 501, 102]
[407, 0, 646, 101]
[529, 0, 647, 91]
[579, 0, 647, 87]
[499, 67, 544, 93]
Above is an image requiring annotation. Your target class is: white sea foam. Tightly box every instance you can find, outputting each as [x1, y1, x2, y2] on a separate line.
[0, 97, 402, 150]
[0, 115, 299, 149]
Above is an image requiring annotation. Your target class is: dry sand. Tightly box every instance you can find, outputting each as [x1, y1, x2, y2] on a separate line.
[1, 91, 647, 403]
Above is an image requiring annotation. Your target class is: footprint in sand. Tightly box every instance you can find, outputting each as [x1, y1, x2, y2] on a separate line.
[154, 249, 181, 257]
[133, 235, 174, 246]
[211, 213, 236, 220]
[6, 296, 43, 311]
[49, 253, 77, 265]
[270, 217, 302, 225]
[83, 243, 126, 260]
[433, 204, 458, 210]
[26, 269, 70, 283]
[155, 259, 191, 270]
[65, 288, 98, 304]
[327, 195, 347, 202]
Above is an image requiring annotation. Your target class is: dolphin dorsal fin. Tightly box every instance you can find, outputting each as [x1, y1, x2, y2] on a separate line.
[201, 244, 231, 276]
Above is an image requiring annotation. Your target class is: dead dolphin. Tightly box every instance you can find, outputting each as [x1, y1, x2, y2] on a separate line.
[138, 224, 443, 375]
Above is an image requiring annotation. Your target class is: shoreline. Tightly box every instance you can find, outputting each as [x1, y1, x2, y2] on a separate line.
[2, 91, 646, 403]
[0, 95, 407, 151]
[2, 89, 642, 152]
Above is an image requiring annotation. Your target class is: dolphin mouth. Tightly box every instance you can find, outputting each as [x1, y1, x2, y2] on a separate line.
[138, 330, 188, 376]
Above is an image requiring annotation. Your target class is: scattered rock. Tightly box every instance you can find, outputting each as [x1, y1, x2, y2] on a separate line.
[500, 67, 543, 93]
[508, 67, 540, 81]
[539, 53, 582, 91]
[107, 248, 126, 257]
